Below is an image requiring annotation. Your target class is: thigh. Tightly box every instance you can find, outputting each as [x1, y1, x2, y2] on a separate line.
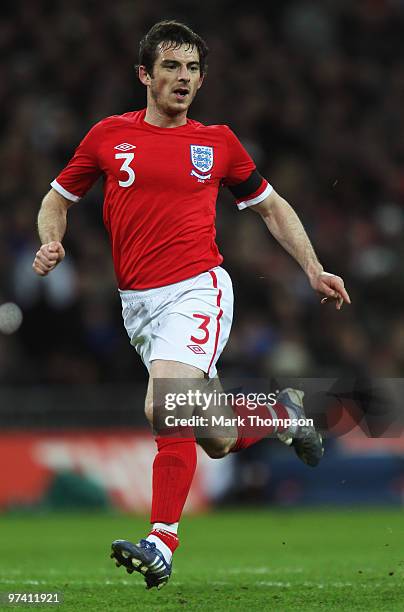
[144, 359, 205, 425]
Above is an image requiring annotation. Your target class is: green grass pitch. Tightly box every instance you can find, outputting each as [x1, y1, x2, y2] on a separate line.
[0, 509, 403, 611]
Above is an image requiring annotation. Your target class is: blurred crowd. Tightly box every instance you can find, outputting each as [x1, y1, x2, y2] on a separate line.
[2, 0, 404, 385]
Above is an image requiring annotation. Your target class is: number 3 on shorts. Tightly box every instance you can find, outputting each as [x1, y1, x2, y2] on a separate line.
[191, 314, 210, 344]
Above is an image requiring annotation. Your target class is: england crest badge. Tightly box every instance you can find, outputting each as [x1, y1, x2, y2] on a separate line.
[190, 145, 213, 180]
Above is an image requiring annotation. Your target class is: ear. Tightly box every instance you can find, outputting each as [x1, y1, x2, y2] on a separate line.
[138, 65, 151, 86]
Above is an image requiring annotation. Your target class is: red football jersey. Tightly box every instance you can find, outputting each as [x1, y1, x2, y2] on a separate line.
[52, 109, 271, 289]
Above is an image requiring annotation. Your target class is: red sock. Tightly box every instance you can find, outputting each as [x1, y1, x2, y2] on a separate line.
[231, 398, 290, 452]
[150, 437, 197, 523]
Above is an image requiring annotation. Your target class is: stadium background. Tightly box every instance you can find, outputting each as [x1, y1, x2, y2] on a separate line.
[0, 2, 403, 609]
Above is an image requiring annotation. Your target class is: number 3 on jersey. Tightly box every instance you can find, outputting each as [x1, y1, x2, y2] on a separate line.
[115, 152, 135, 187]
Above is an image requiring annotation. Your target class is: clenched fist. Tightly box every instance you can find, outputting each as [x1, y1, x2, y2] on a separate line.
[32, 241, 65, 276]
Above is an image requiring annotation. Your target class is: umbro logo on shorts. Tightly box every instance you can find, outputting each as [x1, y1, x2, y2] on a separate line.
[114, 143, 136, 151]
[187, 345, 206, 354]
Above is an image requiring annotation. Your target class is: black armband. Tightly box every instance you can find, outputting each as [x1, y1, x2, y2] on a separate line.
[228, 170, 263, 199]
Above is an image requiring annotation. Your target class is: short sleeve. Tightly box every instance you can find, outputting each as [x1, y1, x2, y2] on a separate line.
[222, 126, 256, 186]
[51, 122, 103, 202]
[222, 126, 272, 210]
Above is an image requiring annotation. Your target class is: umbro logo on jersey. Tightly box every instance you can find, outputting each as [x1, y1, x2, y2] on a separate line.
[114, 143, 136, 151]
[187, 345, 206, 355]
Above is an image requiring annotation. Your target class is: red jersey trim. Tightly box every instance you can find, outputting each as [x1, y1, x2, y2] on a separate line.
[237, 181, 273, 210]
[51, 179, 81, 203]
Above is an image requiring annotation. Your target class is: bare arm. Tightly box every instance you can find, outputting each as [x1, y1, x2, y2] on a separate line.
[37, 188, 71, 244]
[251, 189, 351, 309]
[32, 188, 72, 276]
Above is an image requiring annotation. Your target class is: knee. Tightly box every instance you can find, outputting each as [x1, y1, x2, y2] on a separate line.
[200, 438, 234, 459]
[205, 447, 228, 459]
[144, 397, 154, 427]
[144, 397, 170, 430]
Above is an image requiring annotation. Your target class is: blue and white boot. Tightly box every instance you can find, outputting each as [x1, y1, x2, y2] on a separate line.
[111, 538, 172, 590]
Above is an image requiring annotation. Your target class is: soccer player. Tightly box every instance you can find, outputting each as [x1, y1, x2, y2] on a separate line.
[32, 20, 351, 589]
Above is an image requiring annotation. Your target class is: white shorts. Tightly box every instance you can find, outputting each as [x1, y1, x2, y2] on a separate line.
[119, 267, 234, 378]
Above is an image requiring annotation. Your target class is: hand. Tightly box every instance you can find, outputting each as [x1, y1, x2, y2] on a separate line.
[310, 271, 351, 310]
[32, 241, 65, 276]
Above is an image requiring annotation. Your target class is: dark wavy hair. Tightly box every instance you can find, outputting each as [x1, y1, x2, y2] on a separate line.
[138, 20, 209, 76]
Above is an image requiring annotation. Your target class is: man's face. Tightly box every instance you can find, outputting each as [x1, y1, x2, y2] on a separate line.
[142, 43, 203, 116]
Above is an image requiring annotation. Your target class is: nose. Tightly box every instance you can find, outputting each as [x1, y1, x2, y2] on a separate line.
[178, 64, 190, 81]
